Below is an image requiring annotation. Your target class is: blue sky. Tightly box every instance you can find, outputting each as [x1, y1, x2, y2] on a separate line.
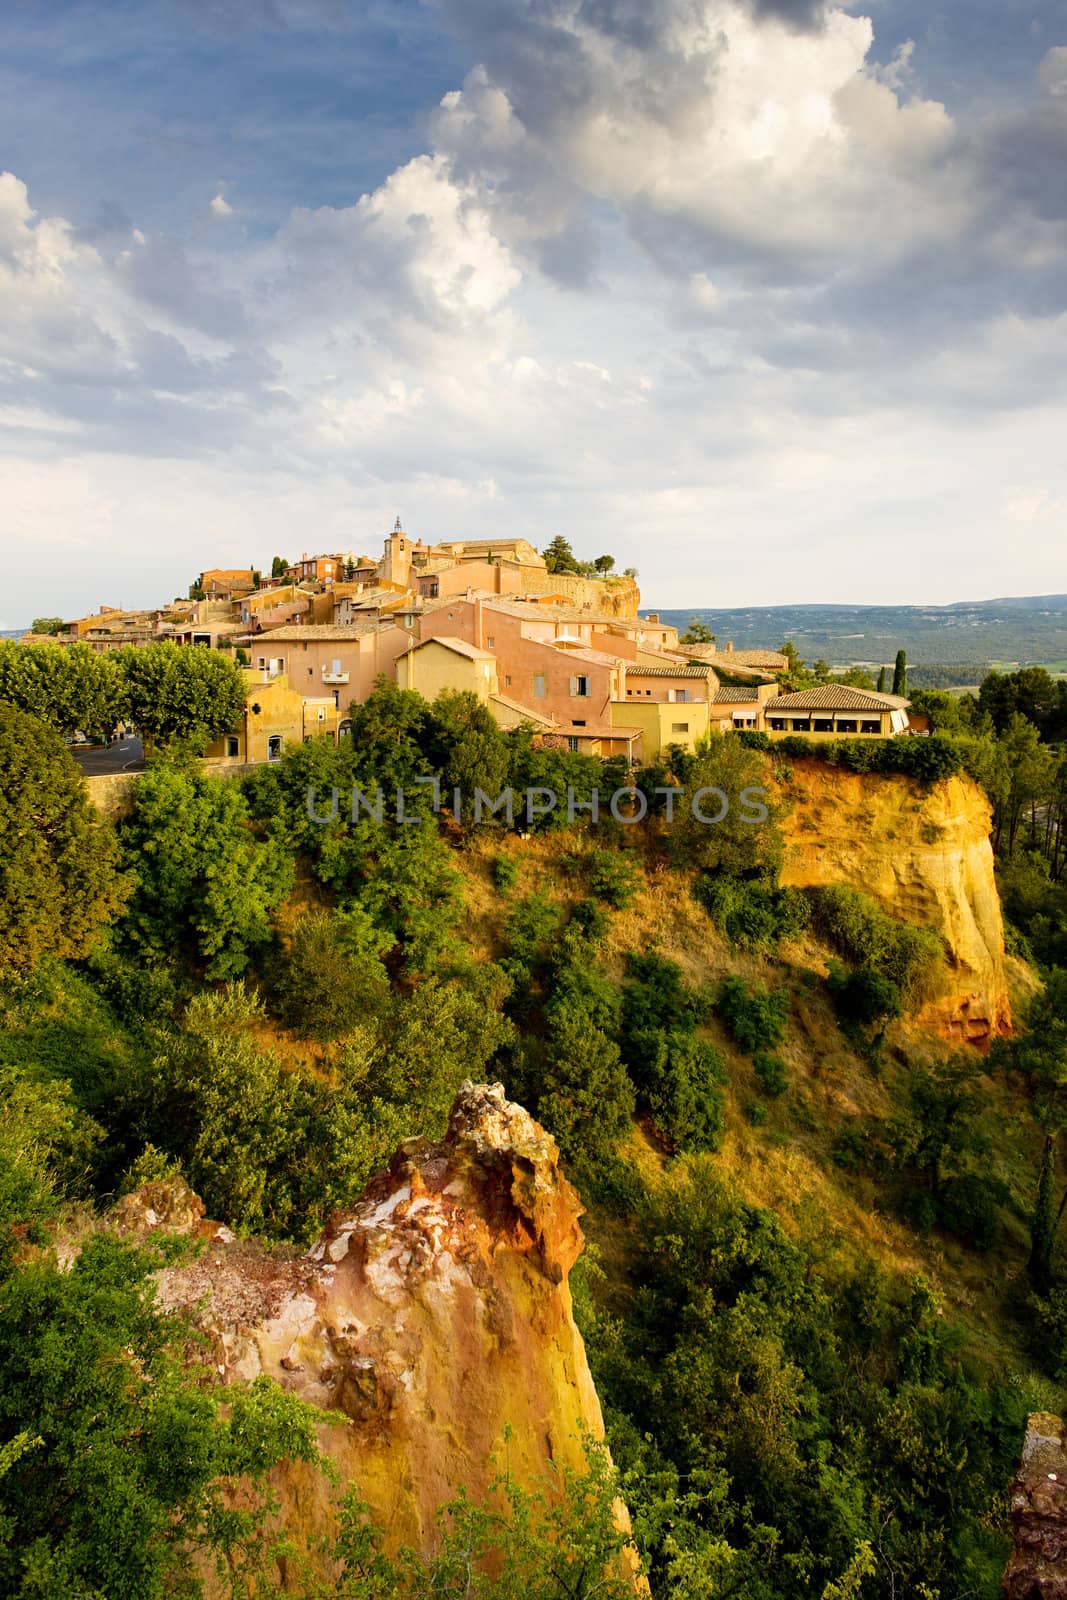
[2, 0, 1066, 624]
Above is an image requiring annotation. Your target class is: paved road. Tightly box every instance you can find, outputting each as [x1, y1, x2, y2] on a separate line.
[72, 736, 146, 775]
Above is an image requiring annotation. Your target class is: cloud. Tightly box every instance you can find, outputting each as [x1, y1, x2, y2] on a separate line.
[210, 192, 234, 218]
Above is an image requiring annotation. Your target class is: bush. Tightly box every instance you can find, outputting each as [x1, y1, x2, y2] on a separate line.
[777, 735, 815, 759]
[736, 730, 771, 751]
[936, 1174, 1000, 1251]
[903, 1189, 937, 1232]
[827, 961, 903, 1026]
[588, 849, 641, 909]
[717, 976, 790, 1055]
[694, 876, 809, 952]
[490, 854, 519, 892]
[753, 1050, 789, 1097]
[808, 886, 942, 1000]
[276, 908, 394, 1041]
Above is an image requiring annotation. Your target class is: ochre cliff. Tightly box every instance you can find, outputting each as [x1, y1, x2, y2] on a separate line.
[777, 763, 1011, 1043]
[146, 1082, 640, 1590]
[1002, 1412, 1067, 1597]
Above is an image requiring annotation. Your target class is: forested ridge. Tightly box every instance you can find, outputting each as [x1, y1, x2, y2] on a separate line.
[2, 665, 1067, 1598]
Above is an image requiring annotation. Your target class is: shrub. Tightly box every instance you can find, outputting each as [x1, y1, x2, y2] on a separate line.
[808, 886, 942, 999]
[588, 849, 641, 909]
[777, 735, 814, 759]
[694, 877, 809, 952]
[717, 976, 790, 1055]
[570, 899, 609, 942]
[903, 1189, 937, 1232]
[753, 1050, 789, 1097]
[276, 907, 394, 1041]
[827, 961, 903, 1026]
[736, 730, 771, 751]
[936, 1174, 1000, 1251]
[490, 855, 519, 892]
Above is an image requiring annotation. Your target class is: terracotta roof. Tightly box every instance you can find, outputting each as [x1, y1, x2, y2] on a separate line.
[768, 687, 910, 712]
[488, 694, 558, 729]
[683, 646, 788, 668]
[243, 624, 378, 642]
[411, 635, 496, 661]
[712, 687, 761, 703]
[627, 663, 715, 679]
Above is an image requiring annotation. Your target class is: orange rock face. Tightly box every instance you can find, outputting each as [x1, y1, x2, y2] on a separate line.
[152, 1082, 640, 1589]
[778, 764, 1012, 1043]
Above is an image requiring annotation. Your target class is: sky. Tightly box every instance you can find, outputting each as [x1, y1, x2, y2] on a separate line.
[1, 0, 1066, 625]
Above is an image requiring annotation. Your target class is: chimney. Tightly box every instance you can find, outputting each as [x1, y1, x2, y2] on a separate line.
[647, 612, 659, 623]
[725, 640, 734, 652]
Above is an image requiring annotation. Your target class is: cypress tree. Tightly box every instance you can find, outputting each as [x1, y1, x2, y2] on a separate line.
[1030, 1133, 1057, 1293]
[892, 649, 907, 697]
[876, 666, 887, 693]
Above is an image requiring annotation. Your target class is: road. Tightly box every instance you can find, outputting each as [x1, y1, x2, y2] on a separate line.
[72, 736, 146, 775]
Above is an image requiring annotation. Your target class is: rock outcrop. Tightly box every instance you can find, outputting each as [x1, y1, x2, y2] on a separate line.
[150, 1082, 640, 1589]
[778, 763, 1011, 1043]
[1003, 1413, 1067, 1597]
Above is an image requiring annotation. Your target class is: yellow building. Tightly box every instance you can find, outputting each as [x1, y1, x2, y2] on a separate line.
[395, 635, 499, 701]
[609, 697, 711, 759]
[203, 669, 340, 766]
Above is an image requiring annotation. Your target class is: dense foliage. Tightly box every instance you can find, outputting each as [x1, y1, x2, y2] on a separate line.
[3, 673, 1066, 1598]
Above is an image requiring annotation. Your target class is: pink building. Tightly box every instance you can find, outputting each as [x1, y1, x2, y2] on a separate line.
[416, 596, 625, 732]
[239, 623, 413, 713]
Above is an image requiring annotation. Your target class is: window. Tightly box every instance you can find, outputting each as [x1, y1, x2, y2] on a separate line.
[861, 720, 880, 734]
[533, 674, 545, 698]
[308, 667, 313, 676]
[770, 718, 786, 731]
[837, 720, 857, 733]
[567, 736, 580, 752]
[486, 635, 495, 649]
[267, 735, 283, 760]
[570, 675, 589, 697]
[225, 736, 239, 758]
[572, 720, 586, 727]
[505, 674, 512, 688]
[814, 719, 833, 733]
[671, 722, 690, 734]
[790, 719, 812, 732]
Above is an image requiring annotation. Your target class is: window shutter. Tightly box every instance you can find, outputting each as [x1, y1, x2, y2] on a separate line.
[570, 675, 578, 697]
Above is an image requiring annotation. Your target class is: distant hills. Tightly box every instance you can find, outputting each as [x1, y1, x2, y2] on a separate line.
[653, 594, 1067, 682]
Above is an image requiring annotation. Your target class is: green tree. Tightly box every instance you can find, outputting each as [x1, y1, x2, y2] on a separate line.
[277, 908, 394, 1041]
[118, 642, 247, 751]
[892, 649, 908, 697]
[0, 1234, 326, 1598]
[271, 555, 289, 578]
[680, 619, 715, 646]
[431, 690, 511, 823]
[29, 617, 65, 636]
[669, 733, 782, 881]
[876, 666, 887, 693]
[593, 554, 616, 574]
[118, 762, 293, 978]
[0, 708, 129, 975]
[542, 536, 580, 575]
[0, 639, 125, 740]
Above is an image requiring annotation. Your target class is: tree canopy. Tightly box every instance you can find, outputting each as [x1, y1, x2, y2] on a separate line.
[0, 708, 129, 975]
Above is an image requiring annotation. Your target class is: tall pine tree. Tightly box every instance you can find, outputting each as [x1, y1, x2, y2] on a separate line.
[892, 650, 907, 697]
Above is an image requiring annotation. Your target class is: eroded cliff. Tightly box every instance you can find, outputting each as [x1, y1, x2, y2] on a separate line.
[778, 763, 1011, 1043]
[143, 1082, 639, 1590]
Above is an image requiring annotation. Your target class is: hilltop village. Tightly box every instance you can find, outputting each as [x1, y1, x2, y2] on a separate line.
[27, 522, 914, 767]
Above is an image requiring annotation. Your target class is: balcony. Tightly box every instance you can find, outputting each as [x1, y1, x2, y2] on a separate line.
[322, 669, 350, 685]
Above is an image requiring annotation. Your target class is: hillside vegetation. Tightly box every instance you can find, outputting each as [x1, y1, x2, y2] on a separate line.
[2, 681, 1066, 1599]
